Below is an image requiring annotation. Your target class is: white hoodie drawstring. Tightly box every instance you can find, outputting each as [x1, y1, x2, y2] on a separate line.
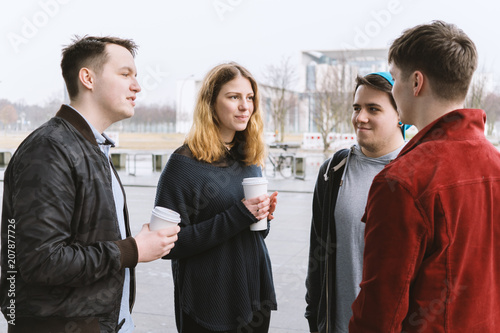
[323, 145, 355, 183]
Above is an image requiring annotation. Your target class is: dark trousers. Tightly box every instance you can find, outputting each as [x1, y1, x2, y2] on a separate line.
[181, 310, 271, 333]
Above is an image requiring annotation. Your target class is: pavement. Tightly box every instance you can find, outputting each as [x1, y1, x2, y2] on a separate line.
[0, 154, 324, 332]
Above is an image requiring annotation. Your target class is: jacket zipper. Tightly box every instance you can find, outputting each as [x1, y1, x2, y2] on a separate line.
[326, 254, 329, 332]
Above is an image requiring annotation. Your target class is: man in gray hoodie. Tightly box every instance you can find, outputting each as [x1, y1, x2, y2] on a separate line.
[305, 72, 408, 333]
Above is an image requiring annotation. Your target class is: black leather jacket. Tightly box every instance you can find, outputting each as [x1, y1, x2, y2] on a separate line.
[0, 105, 138, 332]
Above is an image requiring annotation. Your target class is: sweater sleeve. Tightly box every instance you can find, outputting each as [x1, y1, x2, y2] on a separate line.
[113, 237, 139, 269]
[304, 159, 329, 332]
[155, 155, 258, 259]
[349, 175, 429, 332]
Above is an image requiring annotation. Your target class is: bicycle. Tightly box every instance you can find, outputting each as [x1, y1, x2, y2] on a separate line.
[266, 143, 295, 178]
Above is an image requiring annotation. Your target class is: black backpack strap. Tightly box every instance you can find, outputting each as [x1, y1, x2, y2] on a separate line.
[323, 148, 350, 181]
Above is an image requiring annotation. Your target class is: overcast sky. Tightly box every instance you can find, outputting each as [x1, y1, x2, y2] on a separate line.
[1, 0, 499, 106]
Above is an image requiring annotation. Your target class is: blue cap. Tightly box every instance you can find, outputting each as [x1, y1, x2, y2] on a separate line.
[367, 71, 410, 139]
[367, 71, 394, 86]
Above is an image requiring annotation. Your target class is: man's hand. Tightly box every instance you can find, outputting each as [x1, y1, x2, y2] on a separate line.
[134, 223, 180, 262]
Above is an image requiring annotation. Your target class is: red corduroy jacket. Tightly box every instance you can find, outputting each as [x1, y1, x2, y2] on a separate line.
[350, 109, 500, 332]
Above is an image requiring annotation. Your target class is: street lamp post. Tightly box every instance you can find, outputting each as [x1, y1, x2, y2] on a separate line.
[177, 74, 194, 133]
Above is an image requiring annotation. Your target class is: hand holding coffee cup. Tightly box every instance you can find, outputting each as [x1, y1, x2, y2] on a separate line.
[135, 208, 181, 262]
[243, 194, 271, 218]
[149, 206, 181, 231]
[242, 177, 270, 231]
[135, 223, 179, 262]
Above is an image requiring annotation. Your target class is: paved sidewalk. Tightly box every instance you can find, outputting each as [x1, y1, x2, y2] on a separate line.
[127, 187, 314, 332]
[0, 170, 319, 332]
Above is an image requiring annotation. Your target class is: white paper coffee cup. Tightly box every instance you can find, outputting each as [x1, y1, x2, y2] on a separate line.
[242, 177, 268, 231]
[149, 206, 181, 231]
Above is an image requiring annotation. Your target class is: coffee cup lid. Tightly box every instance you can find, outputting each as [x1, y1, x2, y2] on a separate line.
[242, 177, 268, 185]
[152, 206, 181, 222]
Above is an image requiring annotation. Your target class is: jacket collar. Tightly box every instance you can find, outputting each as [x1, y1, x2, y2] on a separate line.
[55, 104, 98, 146]
[399, 109, 486, 158]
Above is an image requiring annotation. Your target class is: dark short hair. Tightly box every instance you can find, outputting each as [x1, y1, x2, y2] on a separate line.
[354, 74, 397, 111]
[388, 20, 477, 101]
[61, 36, 138, 100]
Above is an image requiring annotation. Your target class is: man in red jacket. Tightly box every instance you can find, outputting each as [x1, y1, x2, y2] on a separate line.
[350, 21, 500, 332]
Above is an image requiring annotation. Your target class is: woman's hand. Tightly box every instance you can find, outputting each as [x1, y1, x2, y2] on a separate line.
[267, 191, 278, 221]
[242, 191, 278, 221]
[242, 194, 271, 220]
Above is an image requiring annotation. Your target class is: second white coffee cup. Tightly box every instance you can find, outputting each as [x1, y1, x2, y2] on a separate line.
[149, 206, 181, 231]
[242, 177, 268, 231]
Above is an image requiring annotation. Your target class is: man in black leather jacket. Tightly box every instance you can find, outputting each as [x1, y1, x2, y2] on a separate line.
[0, 36, 179, 333]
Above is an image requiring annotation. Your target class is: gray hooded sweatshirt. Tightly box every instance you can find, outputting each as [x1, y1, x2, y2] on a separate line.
[333, 144, 403, 332]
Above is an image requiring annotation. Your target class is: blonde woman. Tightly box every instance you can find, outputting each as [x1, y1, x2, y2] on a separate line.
[155, 62, 278, 333]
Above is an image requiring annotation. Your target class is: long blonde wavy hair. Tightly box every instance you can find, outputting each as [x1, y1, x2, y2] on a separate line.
[185, 62, 265, 167]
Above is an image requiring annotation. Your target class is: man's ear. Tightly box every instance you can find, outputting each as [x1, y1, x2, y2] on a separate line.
[79, 67, 94, 91]
[413, 71, 424, 96]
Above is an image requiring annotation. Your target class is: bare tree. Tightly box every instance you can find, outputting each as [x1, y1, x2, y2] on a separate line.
[312, 64, 353, 153]
[465, 72, 500, 136]
[466, 74, 487, 109]
[20, 103, 53, 129]
[0, 97, 178, 133]
[483, 92, 500, 136]
[0, 104, 18, 129]
[112, 103, 177, 132]
[262, 57, 297, 142]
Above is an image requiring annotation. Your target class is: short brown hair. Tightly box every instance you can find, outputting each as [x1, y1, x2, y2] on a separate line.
[61, 36, 138, 100]
[388, 21, 477, 101]
[354, 74, 397, 110]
